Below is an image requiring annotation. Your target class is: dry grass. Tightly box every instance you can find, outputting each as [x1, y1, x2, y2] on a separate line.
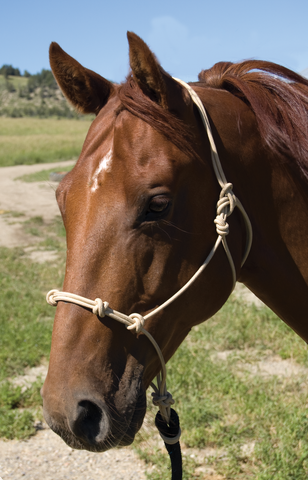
[0, 117, 92, 166]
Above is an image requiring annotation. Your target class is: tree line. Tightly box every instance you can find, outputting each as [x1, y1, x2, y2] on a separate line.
[0, 64, 93, 119]
[0, 64, 58, 90]
[0, 64, 23, 77]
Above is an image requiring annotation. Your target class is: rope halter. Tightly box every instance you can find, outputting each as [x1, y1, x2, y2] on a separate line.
[46, 288, 173, 426]
[46, 78, 253, 442]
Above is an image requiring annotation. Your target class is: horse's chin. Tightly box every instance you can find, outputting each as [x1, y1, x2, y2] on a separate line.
[43, 391, 147, 453]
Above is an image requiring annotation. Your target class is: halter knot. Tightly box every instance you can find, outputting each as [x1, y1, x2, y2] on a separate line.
[214, 215, 230, 237]
[93, 299, 109, 317]
[127, 313, 145, 333]
[151, 390, 175, 409]
[217, 183, 235, 213]
[214, 183, 237, 237]
[46, 289, 59, 307]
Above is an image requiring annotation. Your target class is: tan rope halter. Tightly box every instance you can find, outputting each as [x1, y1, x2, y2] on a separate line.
[46, 79, 252, 443]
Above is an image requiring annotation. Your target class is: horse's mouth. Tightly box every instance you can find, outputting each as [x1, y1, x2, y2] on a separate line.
[43, 390, 147, 453]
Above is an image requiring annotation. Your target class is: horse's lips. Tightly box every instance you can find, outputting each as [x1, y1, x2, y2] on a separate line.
[117, 390, 147, 447]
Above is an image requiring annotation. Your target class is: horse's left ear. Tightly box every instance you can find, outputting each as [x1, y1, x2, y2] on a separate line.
[49, 43, 114, 115]
[127, 31, 184, 110]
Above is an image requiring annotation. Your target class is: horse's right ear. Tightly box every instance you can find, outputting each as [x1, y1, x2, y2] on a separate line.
[49, 43, 113, 115]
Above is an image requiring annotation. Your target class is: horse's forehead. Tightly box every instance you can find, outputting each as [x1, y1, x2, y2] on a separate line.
[91, 108, 176, 173]
[114, 111, 181, 166]
[74, 100, 187, 202]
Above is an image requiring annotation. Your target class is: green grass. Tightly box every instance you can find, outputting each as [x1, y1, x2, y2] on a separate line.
[0, 117, 92, 166]
[0, 380, 43, 439]
[16, 164, 74, 182]
[0, 215, 66, 439]
[26, 215, 66, 248]
[135, 300, 308, 479]
[0, 408, 37, 440]
[0, 246, 64, 380]
[0, 75, 28, 89]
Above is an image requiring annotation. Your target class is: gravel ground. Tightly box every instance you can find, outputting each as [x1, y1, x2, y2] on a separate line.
[0, 427, 147, 480]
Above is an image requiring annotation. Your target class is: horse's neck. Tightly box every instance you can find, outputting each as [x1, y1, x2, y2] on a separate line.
[272, 165, 308, 283]
[239, 162, 308, 342]
[198, 87, 308, 340]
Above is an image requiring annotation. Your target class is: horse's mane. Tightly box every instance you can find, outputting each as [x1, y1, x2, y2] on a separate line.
[198, 60, 308, 182]
[118, 62, 308, 182]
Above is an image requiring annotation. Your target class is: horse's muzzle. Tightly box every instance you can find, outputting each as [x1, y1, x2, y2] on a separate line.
[41, 388, 146, 452]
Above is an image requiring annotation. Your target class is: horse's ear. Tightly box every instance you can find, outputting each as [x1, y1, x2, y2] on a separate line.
[49, 43, 114, 115]
[127, 32, 171, 109]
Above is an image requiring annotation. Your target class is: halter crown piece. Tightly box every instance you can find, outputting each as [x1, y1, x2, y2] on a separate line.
[46, 79, 253, 446]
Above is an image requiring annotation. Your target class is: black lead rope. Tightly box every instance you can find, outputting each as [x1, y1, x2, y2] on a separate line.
[155, 409, 182, 480]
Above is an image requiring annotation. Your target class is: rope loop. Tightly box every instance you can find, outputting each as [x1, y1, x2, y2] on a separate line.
[93, 299, 109, 317]
[46, 289, 59, 307]
[127, 313, 145, 333]
[155, 409, 182, 445]
[217, 183, 236, 216]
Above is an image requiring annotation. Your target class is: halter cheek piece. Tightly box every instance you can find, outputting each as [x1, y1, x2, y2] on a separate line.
[46, 79, 252, 442]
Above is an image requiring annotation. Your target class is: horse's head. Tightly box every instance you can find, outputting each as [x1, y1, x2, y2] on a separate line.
[42, 33, 245, 452]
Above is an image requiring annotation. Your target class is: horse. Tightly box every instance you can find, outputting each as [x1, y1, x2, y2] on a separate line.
[41, 32, 308, 454]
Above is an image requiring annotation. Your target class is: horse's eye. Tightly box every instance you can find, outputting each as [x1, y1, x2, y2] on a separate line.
[148, 196, 170, 214]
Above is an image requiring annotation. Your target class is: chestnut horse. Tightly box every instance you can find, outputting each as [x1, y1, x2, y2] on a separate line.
[42, 32, 308, 453]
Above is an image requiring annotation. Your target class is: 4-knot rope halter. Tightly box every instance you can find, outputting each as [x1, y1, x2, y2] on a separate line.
[46, 79, 252, 469]
[46, 288, 176, 438]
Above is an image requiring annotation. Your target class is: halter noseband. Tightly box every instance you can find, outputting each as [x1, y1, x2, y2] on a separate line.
[46, 79, 252, 439]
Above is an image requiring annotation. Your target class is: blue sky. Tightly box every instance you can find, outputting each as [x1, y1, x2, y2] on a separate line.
[1, 0, 308, 82]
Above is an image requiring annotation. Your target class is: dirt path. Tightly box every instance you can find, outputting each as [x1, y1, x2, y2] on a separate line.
[0, 161, 74, 247]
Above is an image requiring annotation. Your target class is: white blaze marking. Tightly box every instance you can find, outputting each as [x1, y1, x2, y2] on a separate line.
[91, 148, 113, 192]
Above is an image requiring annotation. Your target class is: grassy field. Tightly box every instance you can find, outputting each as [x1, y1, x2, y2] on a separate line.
[0, 117, 92, 166]
[0, 214, 66, 439]
[135, 302, 308, 479]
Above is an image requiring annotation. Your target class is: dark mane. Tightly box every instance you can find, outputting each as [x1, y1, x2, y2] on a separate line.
[198, 60, 308, 182]
[118, 76, 196, 160]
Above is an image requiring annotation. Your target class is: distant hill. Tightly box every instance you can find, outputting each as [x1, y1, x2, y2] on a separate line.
[0, 65, 82, 118]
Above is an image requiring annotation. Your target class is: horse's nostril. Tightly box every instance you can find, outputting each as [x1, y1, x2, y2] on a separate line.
[70, 399, 107, 445]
